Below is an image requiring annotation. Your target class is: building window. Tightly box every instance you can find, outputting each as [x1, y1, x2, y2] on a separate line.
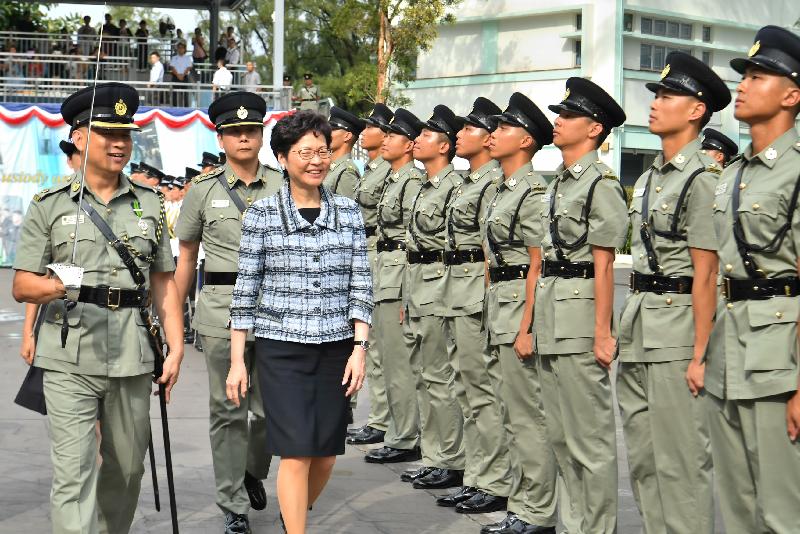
[702, 50, 712, 65]
[667, 21, 680, 38]
[642, 17, 694, 42]
[641, 17, 653, 34]
[653, 46, 666, 69]
[576, 13, 582, 31]
[575, 39, 582, 67]
[624, 13, 633, 32]
[640, 43, 653, 69]
[640, 44, 692, 70]
[654, 19, 667, 36]
[702, 25, 712, 42]
[680, 23, 693, 40]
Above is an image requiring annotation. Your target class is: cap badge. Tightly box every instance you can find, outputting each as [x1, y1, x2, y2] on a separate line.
[563, 88, 570, 102]
[660, 64, 671, 80]
[765, 147, 777, 160]
[236, 106, 248, 120]
[748, 40, 760, 58]
[114, 99, 127, 116]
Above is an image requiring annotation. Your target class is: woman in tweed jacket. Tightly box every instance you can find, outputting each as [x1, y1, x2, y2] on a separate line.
[226, 111, 373, 533]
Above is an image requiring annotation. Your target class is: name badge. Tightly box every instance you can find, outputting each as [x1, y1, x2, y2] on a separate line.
[633, 187, 645, 198]
[211, 199, 230, 208]
[715, 183, 728, 196]
[61, 215, 85, 225]
[541, 193, 551, 203]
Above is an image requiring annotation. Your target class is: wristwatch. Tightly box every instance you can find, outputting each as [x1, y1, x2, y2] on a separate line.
[355, 340, 371, 351]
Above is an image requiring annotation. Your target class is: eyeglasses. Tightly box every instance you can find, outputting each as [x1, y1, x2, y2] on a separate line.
[292, 148, 333, 160]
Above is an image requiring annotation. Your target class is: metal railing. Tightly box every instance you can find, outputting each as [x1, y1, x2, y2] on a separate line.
[0, 77, 293, 111]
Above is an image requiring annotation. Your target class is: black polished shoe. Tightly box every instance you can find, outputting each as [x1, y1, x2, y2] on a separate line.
[456, 491, 507, 514]
[364, 446, 421, 464]
[347, 424, 367, 438]
[435, 485, 478, 507]
[346, 426, 386, 445]
[480, 512, 517, 534]
[412, 468, 463, 489]
[400, 465, 435, 482]
[243, 471, 266, 511]
[224, 512, 251, 534]
[496, 518, 556, 533]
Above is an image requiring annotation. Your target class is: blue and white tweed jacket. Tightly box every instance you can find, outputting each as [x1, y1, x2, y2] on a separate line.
[230, 179, 373, 343]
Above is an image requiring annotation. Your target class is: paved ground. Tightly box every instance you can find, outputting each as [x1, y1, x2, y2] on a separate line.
[0, 267, 723, 533]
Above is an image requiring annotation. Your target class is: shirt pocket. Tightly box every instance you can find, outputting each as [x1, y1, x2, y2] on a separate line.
[52, 223, 96, 263]
[491, 280, 525, 335]
[736, 193, 785, 246]
[555, 199, 587, 243]
[40, 300, 85, 363]
[448, 264, 485, 308]
[378, 195, 402, 226]
[650, 193, 680, 230]
[125, 220, 158, 264]
[553, 279, 595, 339]
[414, 204, 444, 235]
[744, 296, 798, 371]
[450, 197, 477, 227]
[205, 207, 242, 243]
[640, 293, 694, 349]
[196, 283, 234, 328]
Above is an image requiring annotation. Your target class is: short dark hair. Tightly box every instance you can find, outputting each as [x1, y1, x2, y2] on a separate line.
[150, 50, 160, 58]
[270, 111, 332, 158]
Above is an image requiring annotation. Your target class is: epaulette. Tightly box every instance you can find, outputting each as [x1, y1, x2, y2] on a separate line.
[592, 160, 618, 180]
[705, 163, 722, 175]
[33, 181, 71, 202]
[793, 140, 800, 153]
[263, 162, 281, 173]
[530, 182, 548, 193]
[408, 167, 424, 180]
[130, 179, 160, 194]
[193, 165, 225, 184]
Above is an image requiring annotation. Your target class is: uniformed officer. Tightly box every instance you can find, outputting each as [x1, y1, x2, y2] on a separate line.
[297, 73, 319, 111]
[401, 105, 467, 490]
[347, 103, 394, 446]
[701, 128, 738, 167]
[12, 82, 184, 534]
[534, 79, 628, 534]
[200, 151, 221, 173]
[174, 91, 283, 534]
[364, 109, 424, 465]
[481, 92, 561, 534]
[324, 106, 364, 199]
[436, 96, 512, 513]
[139, 163, 162, 189]
[617, 52, 730, 534]
[705, 25, 800, 533]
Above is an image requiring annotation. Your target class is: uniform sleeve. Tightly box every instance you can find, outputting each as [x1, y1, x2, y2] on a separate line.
[587, 178, 630, 249]
[12, 200, 51, 274]
[685, 171, 718, 251]
[150, 195, 176, 273]
[175, 185, 204, 242]
[229, 204, 267, 330]
[347, 207, 373, 325]
[521, 188, 546, 248]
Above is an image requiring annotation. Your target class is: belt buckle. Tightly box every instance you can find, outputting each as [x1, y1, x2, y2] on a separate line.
[107, 287, 122, 310]
[723, 277, 731, 301]
[541, 258, 547, 275]
[629, 271, 635, 291]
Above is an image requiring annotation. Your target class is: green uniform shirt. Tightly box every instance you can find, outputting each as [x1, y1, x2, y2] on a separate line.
[357, 156, 392, 230]
[482, 162, 546, 344]
[323, 154, 360, 200]
[175, 162, 283, 339]
[705, 128, 800, 400]
[533, 151, 629, 355]
[405, 164, 462, 318]
[298, 85, 319, 110]
[443, 159, 502, 317]
[619, 139, 721, 362]
[13, 173, 174, 377]
[373, 161, 423, 303]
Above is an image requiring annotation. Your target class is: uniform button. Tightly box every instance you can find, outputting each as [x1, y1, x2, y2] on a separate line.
[544, 252, 550, 258]
[639, 253, 644, 259]
[479, 217, 485, 223]
[494, 217, 500, 222]
[665, 297, 672, 305]
[776, 311, 783, 319]
[713, 203, 717, 209]
[463, 268, 469, 273]
[512, 293, 518, 299]
[436, 269, 442, 275]
[557, 193, 563, 198]
[69, 232, 75, 239]
[106, 208, 112, 214]
[220, 213, 224, 218]
[54, 313, 62, 320]
[725, 264, 733, 272]
[492, 202, 497, 207]
[246, 197, 252, 204]
[111, 268, 118, 275]
[394, 258, 399, 263]
[539, 282, 545, 288]
[752, 203, 760, 210]
[123, 235, 129, 242]
[573, 289, 580, 295]
[739, 183, 747, 190]
[562, 209, 568, 215]
[726, 303, 734, 309]
[141, 230, 147, 236]
[661, 203, 668, 210]
[655, 186, 662, 193]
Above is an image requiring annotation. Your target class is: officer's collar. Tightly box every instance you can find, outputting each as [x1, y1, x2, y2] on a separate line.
[468, 159, 500, 182]
[559, 151, 598, 180]
[502, 161, 533, 190]
[278, 178, 338, 234]
[653, 138, 702, 172]
[388, 160, 416, 182]
[223, 162, 267, 187]
[329, 154, 352, 169]
[68, 171, 136, 201]
[743, 128, 799, 169]
[423, 163, 454, 189]
[367, 155, 385, 170]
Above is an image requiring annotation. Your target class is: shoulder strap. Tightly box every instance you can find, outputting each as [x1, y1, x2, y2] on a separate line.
[652, 167, 705, 241]
[215, 174, 248, 213]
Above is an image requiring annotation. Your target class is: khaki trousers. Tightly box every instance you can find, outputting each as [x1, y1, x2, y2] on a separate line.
[538, 352, 618, 534]
[44, 370, 152, 534]
[707, 392, 800, 534]
[445, 314, 511, 496]
[202, 335, 270, 515]
[374, 300, 420, 450]
[616, 360, 714, 534]
[409, 314, 465, 469]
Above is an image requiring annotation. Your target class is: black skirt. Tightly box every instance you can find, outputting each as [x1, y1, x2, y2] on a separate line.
[255, 336, 353, 457]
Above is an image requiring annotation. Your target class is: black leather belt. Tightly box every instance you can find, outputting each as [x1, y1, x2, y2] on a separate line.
[489, 264, 529, 283]
[364, 226, 377, 237]
[377, 239, 407, 252]
[444, 248, 485, 266]
[204, 271, 238, 285]
[722, 276, 800, 302]
[630, 271, 693, 294]
[541, 259, 595, 279]
[78, 285, 150, 309]
[407, 249, 445, 264]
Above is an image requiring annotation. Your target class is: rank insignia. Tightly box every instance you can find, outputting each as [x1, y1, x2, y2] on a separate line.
[71, 181, 81, 192]
[765, 147, 777, 160]
[227, 174, 236, 185]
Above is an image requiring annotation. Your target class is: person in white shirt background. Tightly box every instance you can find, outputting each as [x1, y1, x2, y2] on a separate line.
[148, 50, 165, 105]
[243, 61, 261, 92]
[168, 42, 193, 107]
[212, 58, 233, 97]
[225, 37, 240, 66]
